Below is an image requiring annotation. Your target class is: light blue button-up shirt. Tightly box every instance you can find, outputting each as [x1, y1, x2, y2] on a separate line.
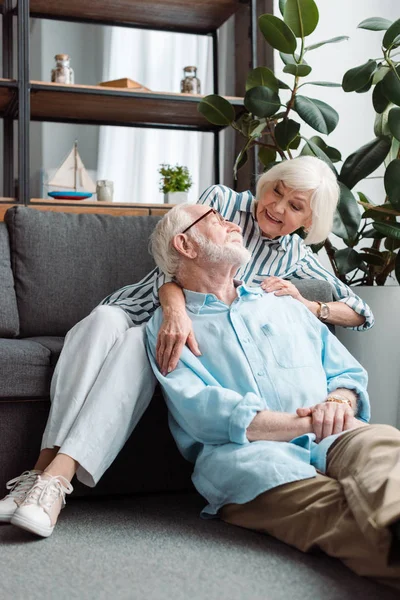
[146, 284, 370, 518]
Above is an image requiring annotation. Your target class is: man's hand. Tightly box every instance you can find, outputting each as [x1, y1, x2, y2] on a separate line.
[156, 309, 201, 376]
[296, 402, 367, 443]
[261, 276, 303, 300]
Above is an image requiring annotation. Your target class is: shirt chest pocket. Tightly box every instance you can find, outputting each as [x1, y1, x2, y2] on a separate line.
[261, 322, 319, 369]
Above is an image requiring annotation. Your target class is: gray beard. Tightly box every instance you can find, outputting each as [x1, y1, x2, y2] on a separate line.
[193, 232, 251, 268]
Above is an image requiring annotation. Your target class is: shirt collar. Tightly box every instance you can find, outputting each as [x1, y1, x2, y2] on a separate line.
[238, 192, 291, 252]
[183, 282, 263, 313]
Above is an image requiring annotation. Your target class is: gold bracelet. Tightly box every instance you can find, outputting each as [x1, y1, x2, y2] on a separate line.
[326, 394, 352, 408]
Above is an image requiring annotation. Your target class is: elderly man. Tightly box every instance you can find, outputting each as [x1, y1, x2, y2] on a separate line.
[146, 203, 400, 591]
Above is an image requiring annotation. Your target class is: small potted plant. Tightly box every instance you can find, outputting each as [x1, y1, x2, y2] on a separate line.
[158, 163, 193, 204]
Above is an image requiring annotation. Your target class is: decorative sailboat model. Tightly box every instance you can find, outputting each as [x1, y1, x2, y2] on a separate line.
[47, 141, 96, 200]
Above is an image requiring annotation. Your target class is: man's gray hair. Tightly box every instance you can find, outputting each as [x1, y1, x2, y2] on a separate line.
[149, 204, 193, 278]
[255, 156, 340, 244]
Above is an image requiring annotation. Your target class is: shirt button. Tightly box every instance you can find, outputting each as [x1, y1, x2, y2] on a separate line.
[257, 370, 264, 376]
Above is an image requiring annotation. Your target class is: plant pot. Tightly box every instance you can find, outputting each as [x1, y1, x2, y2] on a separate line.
[336, 286, 400, 428]
[164, 192, 188, 205]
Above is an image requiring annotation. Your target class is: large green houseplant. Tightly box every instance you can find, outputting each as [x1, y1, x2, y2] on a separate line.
[198, 0, 400, 286]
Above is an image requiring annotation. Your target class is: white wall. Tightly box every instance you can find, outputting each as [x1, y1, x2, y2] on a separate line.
[272, 0, 399, 273]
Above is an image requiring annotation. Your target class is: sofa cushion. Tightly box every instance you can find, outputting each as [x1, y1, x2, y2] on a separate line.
[0, 339, 54, 398]
[25, 336, 65, 366]
[5, 207, 161, 337]
[0, 223, 19, 337]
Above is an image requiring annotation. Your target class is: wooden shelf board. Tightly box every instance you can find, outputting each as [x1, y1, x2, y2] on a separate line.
[29, 0, 245, 34]
[28, 199, 172, 217]
[30, 81, 243, 129]
[0, 79, 17, 116]
[31, 198, 171, 209]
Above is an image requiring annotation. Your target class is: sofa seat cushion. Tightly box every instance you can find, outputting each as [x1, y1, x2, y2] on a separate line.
[25, 336, 64, 367]
[0, 338, 60, 399]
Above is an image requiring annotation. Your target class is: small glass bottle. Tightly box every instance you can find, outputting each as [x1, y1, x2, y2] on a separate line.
[51, 54, 74, 84]
[180, 66, 201, 94]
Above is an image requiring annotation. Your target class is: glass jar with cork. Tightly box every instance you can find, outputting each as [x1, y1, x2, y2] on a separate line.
[51, 54, 74, 84]
[180, 66, 201, 94]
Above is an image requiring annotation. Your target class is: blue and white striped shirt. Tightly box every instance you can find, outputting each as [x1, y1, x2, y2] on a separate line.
[102, 185, 374, 331]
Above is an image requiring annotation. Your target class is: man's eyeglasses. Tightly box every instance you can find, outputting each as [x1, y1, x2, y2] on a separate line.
[182, 208, 226, 234]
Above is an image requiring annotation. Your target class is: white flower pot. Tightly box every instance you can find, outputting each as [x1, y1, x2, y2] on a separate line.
[164, 191, 188, 205]
[336, 286, 400, 427]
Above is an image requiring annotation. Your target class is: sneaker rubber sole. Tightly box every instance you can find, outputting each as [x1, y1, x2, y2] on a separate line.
[10, 512, 54, 538]
[0, 512, 14, 523]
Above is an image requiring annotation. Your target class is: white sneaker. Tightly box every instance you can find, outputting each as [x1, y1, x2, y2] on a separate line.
[11, 474, 73, 538]
[0, 470, 42, 523]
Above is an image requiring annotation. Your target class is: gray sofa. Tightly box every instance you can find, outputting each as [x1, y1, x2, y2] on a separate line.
[0, 205, 335, 496]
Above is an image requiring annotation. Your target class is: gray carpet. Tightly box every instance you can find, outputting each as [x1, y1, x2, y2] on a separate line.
[0, 492, 397, 600]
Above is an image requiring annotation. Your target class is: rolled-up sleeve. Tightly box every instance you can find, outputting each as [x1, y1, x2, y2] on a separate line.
[146, 312, 265, 445]
[291, 250, 374, 331]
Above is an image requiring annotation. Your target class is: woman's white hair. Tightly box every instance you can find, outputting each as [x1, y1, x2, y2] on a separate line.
[149, 204, 193, 278]
[255, 156, 340, 244]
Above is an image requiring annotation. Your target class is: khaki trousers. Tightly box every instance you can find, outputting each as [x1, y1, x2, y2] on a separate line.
[220, 424, 400, 590]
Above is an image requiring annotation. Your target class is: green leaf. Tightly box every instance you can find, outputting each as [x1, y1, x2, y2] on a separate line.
[300, 138, 337, 173]
[332, 183, 361, 240]
[294, 95, 339, 134]
[279, 0, 287, 17]
[244, 86, 281, 118]
[305, 36, 349, 52]
[283, 0, 319, 38]
[233, 148, 248, 180]
[373, 221, 400, 240]
[246, 67, 279, 92]
[355, 78, 373, 94]
[383, 18, 400, 49]
[274, 119, 301, 150]
[279, 52, 307, 65]
[300, 135, 341, 162]
[385, 237, 400, 251]
[374, 108, 391, 137]
[288, 134, 301, 149]
[339, 136, 391, 189]
[373, 81, 389, 113]
[357, 191, 374, 205]
[388, 107, 400, 141]
[277, 79, 291, 90]
[258, 147, 277, 167]
[384, 159, 400, 209]
[283, 64, 312, 77]
[363, 228, 385, 239]
[358, 253, 385, 266]
[301, 81, 342, 87]
[259, 14, 297, 53]
[357, 17, 393, 31]
[382, 66, 400, 106]
[334, 248, 362, 275]
[342, 60, 377, 92]
[198, 95, 235, 126]
[396, 251, 400, 284]
[372, 65, 390, 85]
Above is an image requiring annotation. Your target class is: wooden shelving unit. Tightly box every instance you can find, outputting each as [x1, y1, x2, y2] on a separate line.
[2, 0, 254, 214]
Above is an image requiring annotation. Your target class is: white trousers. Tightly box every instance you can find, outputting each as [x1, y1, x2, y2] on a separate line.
[41, 305, 156, 487]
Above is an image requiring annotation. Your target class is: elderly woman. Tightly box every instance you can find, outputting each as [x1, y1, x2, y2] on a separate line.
[107, 155, 373, 374]
[0, 156, 373, 538]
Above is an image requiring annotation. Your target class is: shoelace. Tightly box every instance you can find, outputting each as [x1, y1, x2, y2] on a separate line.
[5, 470, 42, 501]
[24, 475, 73, 510]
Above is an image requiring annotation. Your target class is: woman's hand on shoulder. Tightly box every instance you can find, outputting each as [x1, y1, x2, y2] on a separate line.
[261, 276, 302, 301]
[156, 309, 201, 376]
